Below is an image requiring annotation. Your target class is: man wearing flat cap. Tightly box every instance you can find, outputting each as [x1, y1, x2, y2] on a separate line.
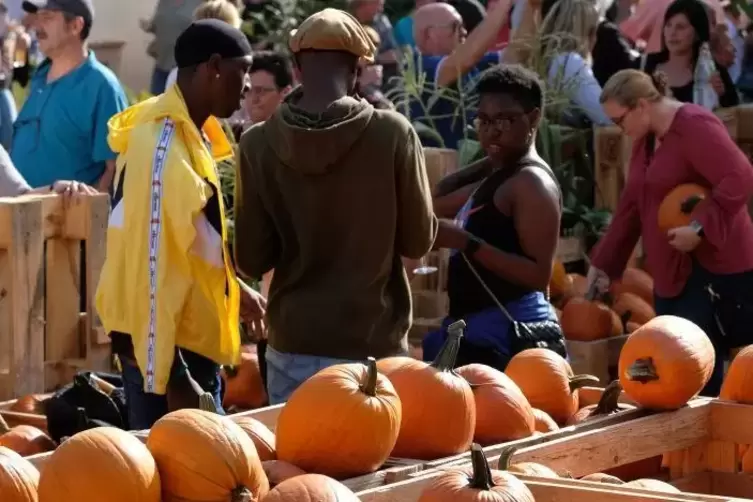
[235, 8, 438, 404]
[97, 19, 267, 428]
[12, 0, 127, 192]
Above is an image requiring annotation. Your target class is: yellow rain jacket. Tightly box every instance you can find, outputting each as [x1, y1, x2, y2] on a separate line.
[96, 85, 240, 395]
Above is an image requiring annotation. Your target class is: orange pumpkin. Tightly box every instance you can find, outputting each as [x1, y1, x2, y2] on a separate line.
[549, 260, 572, 299]
[147, 409, 269, 502]
[720, 345, 753, 403]
[418, 444, 535, 502]
[612, 268, 654, 306]
[377, 322, 475, 459]
[624, 479, 681, 492]
[581, 473, 624, 484]
[532, 408, 559, 433]
[276, 357, 401, 478]
[457, 364, 534, 446]
[222, 345, 267, 410]
[262, 460, 306, 487]
[626, 321, 642, 333]
[657, 184, 710, 232]
[505, 348, 598, 424]
[9, 395, 47, 415]
[37, 427, 161, 502]
[263, 474, 359, 502]
[561, 298, 615, 341]
[0, 446, 39, 502]
[497, 446, 559, 478]
[566, 380, 634, 425]
[612, 292, 656, 325]
[231, 416, 276, 461]
[0, 426, 55, 456]
[619, 316, 714, 410]
[608, 309, 624, 337]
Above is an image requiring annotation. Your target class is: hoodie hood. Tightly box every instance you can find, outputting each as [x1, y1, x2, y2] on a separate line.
[263, 87, 374, 175]
[107, 85, 234, 162]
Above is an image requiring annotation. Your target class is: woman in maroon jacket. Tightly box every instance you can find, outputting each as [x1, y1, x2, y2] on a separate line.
[592, 69, 753, 396]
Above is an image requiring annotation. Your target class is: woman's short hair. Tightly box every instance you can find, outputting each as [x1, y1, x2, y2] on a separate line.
[194, 0, 242, 29]
[476, 64, 544, 112]
[600, 69, 667, 107]
[540, 0, 600, 57]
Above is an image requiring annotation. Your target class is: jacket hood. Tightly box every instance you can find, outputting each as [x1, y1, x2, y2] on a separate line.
[107, 85, 234, 162]
[263, 87, 374, 175]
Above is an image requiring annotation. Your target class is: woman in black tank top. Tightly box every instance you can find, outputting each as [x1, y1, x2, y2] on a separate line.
[423, 65, 563, 370]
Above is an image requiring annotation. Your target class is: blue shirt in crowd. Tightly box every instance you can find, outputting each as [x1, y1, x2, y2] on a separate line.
[11, 51, 128, 188]
[394, 16, 415, 48]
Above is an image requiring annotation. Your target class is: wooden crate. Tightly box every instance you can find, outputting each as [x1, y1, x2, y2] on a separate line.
[566, 334, 630, 385]
[0, 194, 111, 400]
[424, 148, 458, 189]
[0, 395, 50, 431]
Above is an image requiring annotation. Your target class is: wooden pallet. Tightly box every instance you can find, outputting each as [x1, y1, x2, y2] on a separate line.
[566, 335, 630, 385]
[0, 394, 50, 431]
[0, 194, 111, 400]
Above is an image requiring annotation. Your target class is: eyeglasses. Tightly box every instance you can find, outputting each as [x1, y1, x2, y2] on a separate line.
[246, 85, 278, 97]
[611, 107, 635, 128]
[474, 112, 526, 131]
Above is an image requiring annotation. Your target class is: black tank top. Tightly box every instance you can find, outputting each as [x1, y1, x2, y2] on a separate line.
[447, 161, 558, 319]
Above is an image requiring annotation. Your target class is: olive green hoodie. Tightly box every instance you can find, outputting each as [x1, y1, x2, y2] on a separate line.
[235, 89, 437, 360]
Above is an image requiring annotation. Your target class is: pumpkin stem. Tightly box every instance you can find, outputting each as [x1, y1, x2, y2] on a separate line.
[360, 357, 378, 397]
[680, 195, 703, 214]
[231, 486, 252, 502]
[432, 320, 465, 371]
[594, 380, 623, 415]
[0, 413, 9, 434]
[468, 443, 495, 490]
[199, 392, 217, 413]
[224, 365, 240, 378]
[496, 445, 517, 471]
[568, 374, 600, 392]
[626, 357, 659, 383]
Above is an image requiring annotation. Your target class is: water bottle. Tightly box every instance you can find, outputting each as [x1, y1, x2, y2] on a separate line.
[694, 42, 719, 110]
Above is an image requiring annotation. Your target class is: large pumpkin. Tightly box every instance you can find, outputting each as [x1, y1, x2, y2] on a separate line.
[276, 357, 401, 478]
[612, 293, 656, 326]
[560, 298, 615, 341]
[720, 345, 753, 403]
[566, 380, 634, 425]
[0, 446, 39, 502]
[231, 416, 276, 461]
[0, 426, 55, 456]
[262, 461, 306, 487]
[549, 260, 572, 299]
[657, 184, 710, 232]
[456, 364, 534, 446]
[222, 345, 267, 410]
[263, 474, 359, 502]
[619, 316, 714, 410]
[147, 409, 269, 502]
[611, 268, 654, 306]
[37, 427, 160, 502]
[505, 348, 598, 424]
[418, 444, 535, 502]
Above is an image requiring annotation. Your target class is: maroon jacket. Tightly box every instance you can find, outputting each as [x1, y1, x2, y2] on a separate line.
[591, 104, 753, 298]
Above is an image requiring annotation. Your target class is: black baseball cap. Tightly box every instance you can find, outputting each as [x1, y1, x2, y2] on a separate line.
[174, 19, 253, 69]
[22, 0, 94, 26]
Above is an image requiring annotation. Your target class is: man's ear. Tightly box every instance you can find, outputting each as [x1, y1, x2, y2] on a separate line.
[207, 53, 223, 78]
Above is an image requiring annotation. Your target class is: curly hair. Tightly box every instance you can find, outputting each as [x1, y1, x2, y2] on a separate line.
[476, 64, 544, 112]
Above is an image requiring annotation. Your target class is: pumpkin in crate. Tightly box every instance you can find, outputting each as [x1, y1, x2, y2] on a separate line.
[276, 357, 401, 478]
[566, 380, 635, 425]
[147, 409, 268, 502]
[9, 395, 47, 415]
[262, 460, 306, 487]
[0, 425, 55, 456]
[625, 479, 681, 492]
[619, 315, 714, 410]
[612, 292, 656, 325]
[505, 348, 598, 424]
[497, 446, 559, 478]
[740, 445, 753, 473]
[720, 345, 753, 403]
[377, 321, 475, 459]
[657, 183, 710, 232]
[611, 268, 654, 306]
[581, 472, 624, 484]
[264, 474, 359, 502]
[222, 345, 267, 410]
[37, 427, 161, 502]
[231, 416, 276, 461]
[560, 297, 615, 341]
[456, 364, 534, 445]
[532, 408, 558, 433]
[0, 446, 39, 502]
[418, 444, 535, 502]
[549, 260, 572, 299]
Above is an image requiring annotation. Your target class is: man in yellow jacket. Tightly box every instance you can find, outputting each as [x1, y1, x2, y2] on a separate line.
[96, 20, 264, 429]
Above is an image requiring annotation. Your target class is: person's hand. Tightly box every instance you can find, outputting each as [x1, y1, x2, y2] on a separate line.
[434, 220, 470, 251]
[668, 226, 702, 252]
[51, 180, 98, 206]
[586, 266, 610, 297]
[710, 72, 725, 96]
[239, 279, 267, 341]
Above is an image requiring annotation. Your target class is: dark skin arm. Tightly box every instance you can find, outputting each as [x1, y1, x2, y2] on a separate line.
[433, 158, 493, 218]
[434, 167, 561, 291]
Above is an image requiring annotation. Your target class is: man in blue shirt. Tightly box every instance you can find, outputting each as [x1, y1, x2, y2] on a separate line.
[12, 0, 127, 191]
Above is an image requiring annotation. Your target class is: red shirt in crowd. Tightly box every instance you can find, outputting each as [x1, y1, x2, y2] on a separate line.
[590, 104, 753, 298]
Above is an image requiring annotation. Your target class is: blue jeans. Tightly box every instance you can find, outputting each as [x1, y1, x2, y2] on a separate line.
[119, 349, 223, 430]
[0, 89, 16, 150]
[150, 67, 171, 96]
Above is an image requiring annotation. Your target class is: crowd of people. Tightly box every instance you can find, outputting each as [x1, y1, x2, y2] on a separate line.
[2, 0, 753, 427]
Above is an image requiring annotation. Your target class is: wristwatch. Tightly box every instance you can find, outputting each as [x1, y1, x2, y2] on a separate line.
[689, 220, 705, 238]
[464, 235, 485, 256]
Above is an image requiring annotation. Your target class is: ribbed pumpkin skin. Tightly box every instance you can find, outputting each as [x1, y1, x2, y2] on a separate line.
[612, 268, 654, 306]
[0, 446, 39, 502]
[532, 409, 558, 433]
[231, 416, 277, 461]
[0, 426, 55, 456]
[263, 474, 360, 502]
[37, 427, 160, 502]
[561, 298, 614, 342]
[147, 409, 268, 502]
[720, 345, 753, 403]
[418, 466, 534, 502]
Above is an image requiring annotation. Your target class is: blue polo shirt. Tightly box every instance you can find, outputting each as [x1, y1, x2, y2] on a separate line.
[11, 52, 128, 188]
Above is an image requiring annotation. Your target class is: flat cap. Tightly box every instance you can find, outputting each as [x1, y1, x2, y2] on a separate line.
[175, 19, 252, 69]
[289, 8, 376, 63]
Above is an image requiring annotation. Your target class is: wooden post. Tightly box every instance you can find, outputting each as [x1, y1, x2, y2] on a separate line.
[594, 126, 631, 212]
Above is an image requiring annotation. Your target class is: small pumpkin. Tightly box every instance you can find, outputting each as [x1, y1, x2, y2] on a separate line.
[549, 260, 572, 298]
[277, 357, 401, 478]
[566, 380, 635, 425]
[37, 427, 161, 502]
[9, 395, 47, 415]
[147, 409, 269, 502]
[612, 292, 656, 325]
[505, 348, 598, 424]
[497, 446, 559, 478]
[231, 416, 276, 461]
[561, 297, 615, 341]
[418, 443, 535, 502]
[262, 460, 306, 487]
[532, 408, 558, 433]
[0, 446, 39, 502]
[377, 321, 475, 460]
[612, 268, 654, 306]
[624, 479, 681, 492]
[456, 364, 534, 446]
[657, 183, 710, 232]
[0, 426, 55, 456]
[619, 316, 714, 410]
[626, 321, 642, 333]
[222, 345, 267, 410]
[263, 474, 359, 502]
[720, 345, 753, 403]
[580, 472, 624, 484]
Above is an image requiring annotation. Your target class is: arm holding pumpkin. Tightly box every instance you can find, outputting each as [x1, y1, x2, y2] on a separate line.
[682, 114, 753, 249]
